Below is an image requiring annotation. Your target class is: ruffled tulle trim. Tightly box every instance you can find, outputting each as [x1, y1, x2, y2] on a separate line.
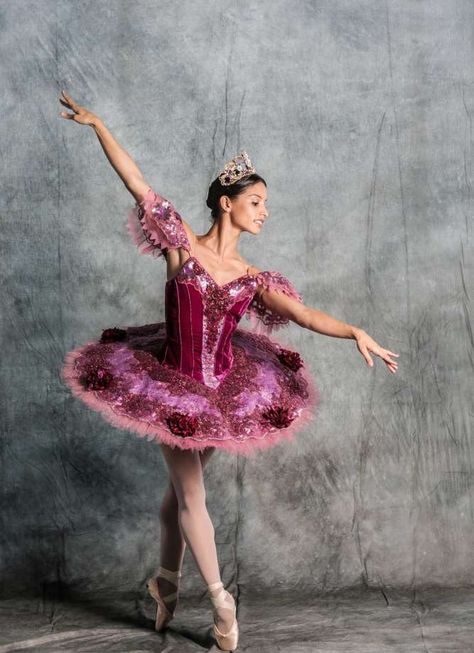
[126, 187, 191, 259]
[126, 204, 163, 259]
[60, 328, 320, 458]
[245, 270, 304, 335]
[125, 189, 306, 338]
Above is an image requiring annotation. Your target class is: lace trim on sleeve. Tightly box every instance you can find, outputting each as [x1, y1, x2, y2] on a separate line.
[245, 270, 303, 334]
[126, 187, 191, 259]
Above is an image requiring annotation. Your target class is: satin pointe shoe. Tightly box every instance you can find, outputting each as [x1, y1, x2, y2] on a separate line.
[207, 580, 239, 651]
[146, 566, 182, 632]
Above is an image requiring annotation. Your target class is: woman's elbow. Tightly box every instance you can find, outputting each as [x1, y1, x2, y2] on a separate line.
[291, 305, 313, 329]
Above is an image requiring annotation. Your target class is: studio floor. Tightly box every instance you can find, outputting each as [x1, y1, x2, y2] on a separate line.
[0, 586, 473, 652]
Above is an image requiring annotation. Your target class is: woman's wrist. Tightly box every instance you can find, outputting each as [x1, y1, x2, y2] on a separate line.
[350, 326, 365, 340]
[90, 117, 105, 131]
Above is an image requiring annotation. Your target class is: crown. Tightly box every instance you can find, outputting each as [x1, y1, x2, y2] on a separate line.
[218, 150, 256, 186]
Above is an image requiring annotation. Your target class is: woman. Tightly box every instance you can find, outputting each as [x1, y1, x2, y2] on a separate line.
[59, 90, 399, 651]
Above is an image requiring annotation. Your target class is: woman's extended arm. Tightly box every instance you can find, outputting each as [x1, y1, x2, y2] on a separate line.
[59, 90, 149, 203]
[253, 283, 399, 373]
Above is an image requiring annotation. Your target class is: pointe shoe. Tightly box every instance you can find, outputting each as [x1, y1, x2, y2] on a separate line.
[207, 580, 239, 651]
[146, 566, 182, 632]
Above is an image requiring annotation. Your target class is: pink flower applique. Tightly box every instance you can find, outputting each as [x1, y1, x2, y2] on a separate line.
[81, 367, 114, 391]
[260, 404, 295, 429]
[277, 348, 304, 372]
[166, 411, 199, 437]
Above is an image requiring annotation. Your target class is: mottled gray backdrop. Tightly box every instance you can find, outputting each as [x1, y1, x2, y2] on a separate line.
[1, 0, 473, 601]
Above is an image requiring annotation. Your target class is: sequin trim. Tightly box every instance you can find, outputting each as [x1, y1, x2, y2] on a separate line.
[127, 187, 191, 258]
[62, 323, 318, 452]
[246, 271, 304, 333]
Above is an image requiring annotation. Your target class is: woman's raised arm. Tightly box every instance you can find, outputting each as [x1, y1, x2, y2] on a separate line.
[59, 90, 149, 203]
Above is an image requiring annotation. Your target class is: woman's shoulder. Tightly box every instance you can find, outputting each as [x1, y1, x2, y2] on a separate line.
[243, 262, 304, 333]
[245, 262, 280, 279]
[246, 262, 263, 277]
[244, 263, 303, 300]
[245, 262, 289, 280]
[135, 185, 197, 249]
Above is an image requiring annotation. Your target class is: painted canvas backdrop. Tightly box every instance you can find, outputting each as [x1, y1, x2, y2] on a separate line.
[1, 0, 473, 599]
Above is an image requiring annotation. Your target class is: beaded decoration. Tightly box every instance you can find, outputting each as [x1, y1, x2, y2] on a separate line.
[62, 185, 321, 457]
[218, 150, 256, 186]
[127, 187, 191, 259]
[245, 271, 304, 333]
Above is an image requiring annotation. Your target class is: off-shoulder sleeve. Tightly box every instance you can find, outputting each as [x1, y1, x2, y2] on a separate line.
[126, 187, 191, 259]
[245, 270, 304, 334]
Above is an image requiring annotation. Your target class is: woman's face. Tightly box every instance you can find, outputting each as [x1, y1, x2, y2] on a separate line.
[222, 181, 269, 234]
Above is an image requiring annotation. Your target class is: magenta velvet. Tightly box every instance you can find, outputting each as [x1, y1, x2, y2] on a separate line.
[61, 188, 320, 456]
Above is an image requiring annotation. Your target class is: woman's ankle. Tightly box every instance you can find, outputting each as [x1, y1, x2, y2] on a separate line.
[207, 580, 224, 596]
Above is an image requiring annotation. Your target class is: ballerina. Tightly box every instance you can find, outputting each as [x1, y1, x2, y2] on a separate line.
[59, 90, 399, 651]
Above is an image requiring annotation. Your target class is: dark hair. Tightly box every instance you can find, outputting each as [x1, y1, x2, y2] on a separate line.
[206, 173, 267, 221]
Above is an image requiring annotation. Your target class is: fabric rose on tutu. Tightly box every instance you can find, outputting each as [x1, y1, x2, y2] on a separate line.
[80, 367, 114, 391]
[277, 348, 303, 372]
[260, 404, 295, 429]
[166, 411, 199, 437]
[100, 327, 128, 343]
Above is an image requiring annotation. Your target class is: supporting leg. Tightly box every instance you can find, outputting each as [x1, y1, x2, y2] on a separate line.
[156, 447, 216, 613]
[158, 444, 235, 634]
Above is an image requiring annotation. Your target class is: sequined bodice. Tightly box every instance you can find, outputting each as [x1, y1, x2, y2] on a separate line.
[127, 187, 305, 389]
[157, 256, 260, 388]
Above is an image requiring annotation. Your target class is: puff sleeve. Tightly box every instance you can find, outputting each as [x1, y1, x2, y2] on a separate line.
[126, 187, 191, 259]
[245, 270, 304, 334]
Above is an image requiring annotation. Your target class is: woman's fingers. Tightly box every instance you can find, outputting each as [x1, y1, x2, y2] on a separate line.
[61, 89, 75, 104]
[373, 347, 398, 372]
[59, 97, 73, 109]
[359, 345, 374, 367]
[355, 335, 374, 367]
[380, 350, 398, 364]
[59, 91, 77, 119]
[376, 351, 399, 372]
[356, 332, 400, 373]
[61, 90, 80, 112]
[384, 351, 399, 367]
[58, 90, 94, 123]
[60, 90, 72, 105]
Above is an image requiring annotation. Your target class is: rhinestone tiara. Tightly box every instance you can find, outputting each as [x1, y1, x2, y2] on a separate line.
[218, 150, 256, 186]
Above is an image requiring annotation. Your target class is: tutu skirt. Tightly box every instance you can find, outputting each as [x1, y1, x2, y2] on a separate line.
[61, 322, 319, 457]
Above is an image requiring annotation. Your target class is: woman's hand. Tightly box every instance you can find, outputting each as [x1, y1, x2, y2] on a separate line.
[353, 328, 399, 374]
[58, 91, 147, 198]
[59, 90, 100, 127]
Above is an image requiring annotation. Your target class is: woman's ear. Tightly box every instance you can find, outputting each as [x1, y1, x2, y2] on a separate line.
[219, 194, 231, 214]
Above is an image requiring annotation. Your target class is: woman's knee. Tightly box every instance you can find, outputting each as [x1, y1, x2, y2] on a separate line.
[176, 479, 207, 510]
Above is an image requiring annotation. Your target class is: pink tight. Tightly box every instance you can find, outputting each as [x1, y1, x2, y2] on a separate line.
[158, 444, 220, 585]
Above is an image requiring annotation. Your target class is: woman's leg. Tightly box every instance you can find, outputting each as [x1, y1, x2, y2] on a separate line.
[157, 447, 216, 596]
[157, 444, 235, 632]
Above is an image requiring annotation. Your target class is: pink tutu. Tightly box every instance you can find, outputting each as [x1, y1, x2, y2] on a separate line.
[61, 187, 319, 456]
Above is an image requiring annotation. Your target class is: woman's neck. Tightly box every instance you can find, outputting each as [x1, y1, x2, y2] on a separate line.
[198, 215, 242, 260]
